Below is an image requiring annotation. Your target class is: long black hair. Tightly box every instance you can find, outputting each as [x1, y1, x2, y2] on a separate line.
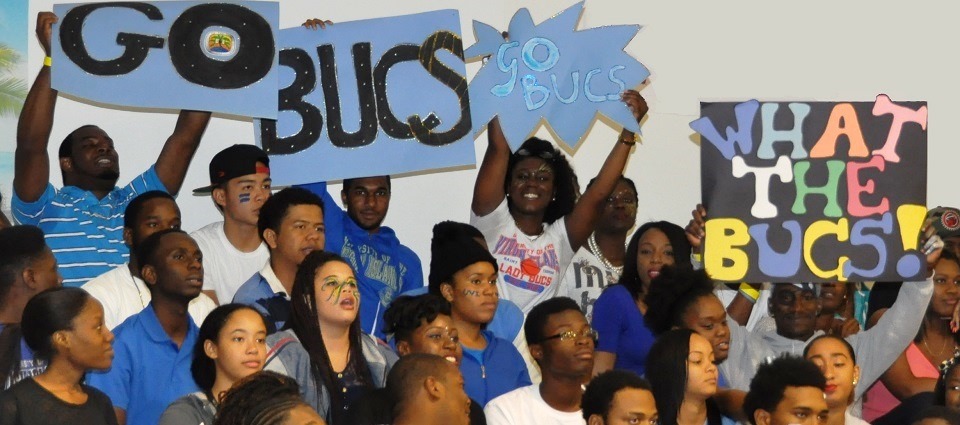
[618, 221, 691, 301]
[192, 304, 268, 401]
[288, 250, 374, 425]
[505, 137, 577, 224]
[645, 329, 722, 425]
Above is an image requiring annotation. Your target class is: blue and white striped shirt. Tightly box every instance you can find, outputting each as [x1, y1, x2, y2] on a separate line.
[12, 166, 166, 287]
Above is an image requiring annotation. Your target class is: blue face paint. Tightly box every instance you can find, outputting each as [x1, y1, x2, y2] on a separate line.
[239, 193, 251, 203]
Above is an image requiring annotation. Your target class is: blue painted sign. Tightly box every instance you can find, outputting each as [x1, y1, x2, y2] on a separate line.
[465, 2, 649, 150]
[256, 10, 474, 185]
[51, 1, 279, 118]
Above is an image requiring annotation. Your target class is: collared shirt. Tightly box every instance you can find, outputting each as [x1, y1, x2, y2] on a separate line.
[87, 304, 199, 425]
[82, 263, 218, 330]
[12, 166, 166, 287]
[233, 263, 291, 333]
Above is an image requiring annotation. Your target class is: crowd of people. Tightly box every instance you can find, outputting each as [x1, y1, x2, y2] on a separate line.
[1, 10, 959, 425]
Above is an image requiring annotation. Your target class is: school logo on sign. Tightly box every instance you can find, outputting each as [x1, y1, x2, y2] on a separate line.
[202, 27, 239, 61]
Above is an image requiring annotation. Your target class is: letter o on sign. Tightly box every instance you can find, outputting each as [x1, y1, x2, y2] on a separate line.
[168, 3, 274, 89]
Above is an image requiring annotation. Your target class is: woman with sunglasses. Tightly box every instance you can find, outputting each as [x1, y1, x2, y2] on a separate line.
[470, 90, 648, 316]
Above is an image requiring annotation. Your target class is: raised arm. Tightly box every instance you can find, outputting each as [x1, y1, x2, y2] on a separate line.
[850, 224, 942, 399]
[686, 203, 761, 324]
[471, 117, 511, 216]
[154, 110, 211, 195]
[564, 90, 647, 250]
[14, 12, 58, 202]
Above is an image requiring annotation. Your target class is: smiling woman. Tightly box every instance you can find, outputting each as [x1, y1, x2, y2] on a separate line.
[470, 91, 648, 317]
[590, 220, 691, 377]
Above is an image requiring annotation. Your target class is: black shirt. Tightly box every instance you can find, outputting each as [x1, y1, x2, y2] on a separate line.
[0, 378, 118, 425]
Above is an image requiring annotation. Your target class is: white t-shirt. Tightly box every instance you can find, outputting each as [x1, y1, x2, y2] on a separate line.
[471, 200, 576, 314]
[560, 247, 621, 322]
[82, 264, 218, 329]
[191, 221, 270, 303]
[485, 385, 585, 425]
[714, 283, 771, 332]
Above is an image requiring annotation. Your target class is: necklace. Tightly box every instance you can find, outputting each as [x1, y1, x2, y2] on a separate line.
[514, 217, 544, 240]
[922, 331, 957, 359]
[129, 267, 147, 309]
[588, 234, 624, 275]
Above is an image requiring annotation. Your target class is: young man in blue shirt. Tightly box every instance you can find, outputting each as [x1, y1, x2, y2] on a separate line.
[87, 229, 204, 425]
[301, 176, 423, 339]
[13, 12, 211, 286]
[232, 187, 325, 332]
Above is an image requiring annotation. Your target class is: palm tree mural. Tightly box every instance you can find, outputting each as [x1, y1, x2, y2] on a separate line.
[0, 43, 27, 117]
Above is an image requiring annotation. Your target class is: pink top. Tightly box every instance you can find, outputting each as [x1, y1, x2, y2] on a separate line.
[861, 342, 939, 422]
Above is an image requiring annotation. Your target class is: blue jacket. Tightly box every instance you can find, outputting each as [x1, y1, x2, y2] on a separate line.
[232, 272, 289, 333]
[460, 330, 531, 406]
[299, 182, 424, 339]
[264, 329, 397, 422]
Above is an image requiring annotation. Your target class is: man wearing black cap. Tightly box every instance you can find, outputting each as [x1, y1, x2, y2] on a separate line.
[191, 145, 272, 303]
[929, 206, 960, 258]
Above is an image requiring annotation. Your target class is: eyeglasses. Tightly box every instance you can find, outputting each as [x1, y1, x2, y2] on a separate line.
[605, 193, 638, 206]
[540, 328, 598, 343]
[516, 148, 555, 160]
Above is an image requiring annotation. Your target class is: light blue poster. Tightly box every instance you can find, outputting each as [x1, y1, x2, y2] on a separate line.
[0, 0, 28, 214]
[465, 2, 649, 150]
[51, 1, 279, 118]
[256, 10, 474, 185]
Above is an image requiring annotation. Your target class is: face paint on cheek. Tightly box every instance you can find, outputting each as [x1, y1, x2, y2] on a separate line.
[238, 193, 251, 203]
[462, 289, 480, 297]
[324, 279, 359, 304]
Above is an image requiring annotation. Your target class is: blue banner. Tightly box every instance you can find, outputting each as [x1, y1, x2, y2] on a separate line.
[465, 2, 649, 150]
[51, 1, 279, 118]
[255, 9, 474, 185]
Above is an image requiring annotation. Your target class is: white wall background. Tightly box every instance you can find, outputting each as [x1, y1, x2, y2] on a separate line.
[17, 0, 959, 280]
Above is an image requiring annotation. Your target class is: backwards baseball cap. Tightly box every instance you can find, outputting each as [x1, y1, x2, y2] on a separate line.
[193, 144, 270, 195]
[928, 206, 960, 239]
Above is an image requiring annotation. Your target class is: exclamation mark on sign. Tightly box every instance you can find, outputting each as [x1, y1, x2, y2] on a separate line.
[896, 204, 927, 278]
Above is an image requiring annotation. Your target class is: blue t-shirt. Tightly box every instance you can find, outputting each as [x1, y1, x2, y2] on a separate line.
[87, 304, 199, 425]
[591, 284, 656, 376]
[0, 324, 46, 390]
[12, 166, 166, 287]
[299, 182, 423, 339]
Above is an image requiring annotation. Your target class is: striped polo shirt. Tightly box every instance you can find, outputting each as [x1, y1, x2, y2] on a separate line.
[12, 166, 166, 287]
